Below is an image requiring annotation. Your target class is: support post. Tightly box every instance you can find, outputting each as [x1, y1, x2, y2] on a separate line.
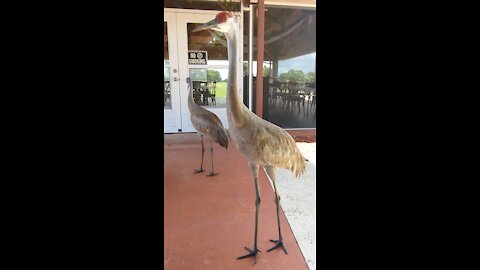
[255, 0, 265, 118]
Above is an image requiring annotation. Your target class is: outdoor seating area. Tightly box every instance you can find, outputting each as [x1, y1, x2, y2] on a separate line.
[164, 81, 171, 108]
[192, 80, 217, 106]
[263, 79, 316, 128]
[269, 80, 316, 109]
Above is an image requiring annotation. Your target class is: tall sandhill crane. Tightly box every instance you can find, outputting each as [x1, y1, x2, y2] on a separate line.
[186, 77, 228, 176]
[194, 12, 308, 264]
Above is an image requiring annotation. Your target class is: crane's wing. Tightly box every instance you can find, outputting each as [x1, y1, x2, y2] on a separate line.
[191, 109, 228, 149]
[256, 123, 307, 178]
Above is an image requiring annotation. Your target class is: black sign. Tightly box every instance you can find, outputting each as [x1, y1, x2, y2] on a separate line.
[188, 51, 208, 65]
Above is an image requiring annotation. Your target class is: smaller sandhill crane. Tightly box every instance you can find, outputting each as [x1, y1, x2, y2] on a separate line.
[186, 77, 228, 176]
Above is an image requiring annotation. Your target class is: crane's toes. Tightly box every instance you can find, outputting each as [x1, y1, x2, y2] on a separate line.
[267, 239, 288, 254]
[207, 172, 218, 176]
[194, 169, 204, 173]
[237, 247, 261, 265]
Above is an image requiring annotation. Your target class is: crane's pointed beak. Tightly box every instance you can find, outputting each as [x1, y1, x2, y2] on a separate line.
[192, 19, 219, 32]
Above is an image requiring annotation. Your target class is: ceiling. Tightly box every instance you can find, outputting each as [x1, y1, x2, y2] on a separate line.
[164, 1, 316, 61]
[244, 7, 316, 61]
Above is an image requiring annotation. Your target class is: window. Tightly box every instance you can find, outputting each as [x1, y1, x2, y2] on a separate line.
[244, 6, 316, 128]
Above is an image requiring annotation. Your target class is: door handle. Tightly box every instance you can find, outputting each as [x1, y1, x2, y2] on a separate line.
[173, 77, 179, 81]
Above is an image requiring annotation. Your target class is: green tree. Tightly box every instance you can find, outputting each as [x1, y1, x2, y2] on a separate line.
[263, 65, 271, 77]
[278, 69, 306, 83]
[207, 70, 222, 82]
[306, 72, 315, 82]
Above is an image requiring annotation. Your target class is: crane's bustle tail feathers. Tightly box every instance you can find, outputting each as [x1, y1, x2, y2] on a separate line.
[259, 127, 308, 178]
[292, 150, 307, 178]
[283, 133, 307, 178]
[214, 128, 229, 149]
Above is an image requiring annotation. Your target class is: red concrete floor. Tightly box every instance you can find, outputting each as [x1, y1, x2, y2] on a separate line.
[164, 133, 309, 270]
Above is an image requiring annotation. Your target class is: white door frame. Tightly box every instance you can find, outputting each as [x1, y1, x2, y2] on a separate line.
[164, 9, 243, 133]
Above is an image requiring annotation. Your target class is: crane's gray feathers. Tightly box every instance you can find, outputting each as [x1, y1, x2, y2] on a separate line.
[190, 108, 228, 149]
[190, 106, 228, 148]
[257, 123, 307, 178]
[186, 76, 229, 149]
[229, 109, 307, 179]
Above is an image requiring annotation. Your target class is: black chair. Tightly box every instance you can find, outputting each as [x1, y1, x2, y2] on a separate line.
[192, 81, 203, 105]
[208, 81, 217, 106]
[199, 81, 209, 105]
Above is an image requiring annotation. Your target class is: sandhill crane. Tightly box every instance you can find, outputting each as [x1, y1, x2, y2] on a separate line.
[186, 77, 228, 176]
[194, 12, 308, 264]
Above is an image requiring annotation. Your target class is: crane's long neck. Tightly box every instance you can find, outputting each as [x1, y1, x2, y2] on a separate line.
[187, 80, 196, 111]
[225, 22, 244, 123]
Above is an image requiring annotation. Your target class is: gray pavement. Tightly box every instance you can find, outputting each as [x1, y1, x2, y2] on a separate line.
[266, 142, 317, 270]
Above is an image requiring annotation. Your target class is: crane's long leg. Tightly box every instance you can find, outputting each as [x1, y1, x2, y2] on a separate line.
[238, 163, 261, 264]
[207, 139, 218, 176]
[265, 166, 287, 254]
[267, 180, 288, 254]
[194, 135, 205, 173]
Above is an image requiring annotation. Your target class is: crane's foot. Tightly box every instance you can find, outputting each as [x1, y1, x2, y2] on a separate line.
[267, 239, 287, 254]
[194, 169, 204, 173]
[237, 247, 261, 265]
[207, 171, 218, 176]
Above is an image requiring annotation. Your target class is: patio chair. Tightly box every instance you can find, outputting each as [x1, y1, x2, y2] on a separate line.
[208, 81, 217, 106]
[192, 81, 203, 105]
[198, 81, 209, 105]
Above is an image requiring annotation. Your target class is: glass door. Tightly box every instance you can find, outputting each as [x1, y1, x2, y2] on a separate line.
[164, 12, 182, 132]
[176, 12, 243, 132]
[164, 10, 242, 133]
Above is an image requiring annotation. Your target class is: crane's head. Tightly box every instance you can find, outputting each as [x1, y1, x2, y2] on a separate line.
[192, 11, 236, 34]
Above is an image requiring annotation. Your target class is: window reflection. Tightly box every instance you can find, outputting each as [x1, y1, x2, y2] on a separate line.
[261, 8, 316, 128]
[164, 67, 172, 109]
[187, 23, 227, 61]
[164, 22, 169, 66]
[189, 68, 228, 108]
[187, 22, 229, 109]
[242, 9, 251, 108]
[164, 22, 171, 109]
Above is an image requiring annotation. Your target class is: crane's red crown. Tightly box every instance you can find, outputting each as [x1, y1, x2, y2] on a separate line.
[216, 11, 232, 23]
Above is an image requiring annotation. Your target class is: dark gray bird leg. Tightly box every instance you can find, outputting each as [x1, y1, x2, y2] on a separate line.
[194, 135, 205, 173]
[207, 139, 218, 176]
[238, 163, 261, 264]
[265, 166, 287, 255]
